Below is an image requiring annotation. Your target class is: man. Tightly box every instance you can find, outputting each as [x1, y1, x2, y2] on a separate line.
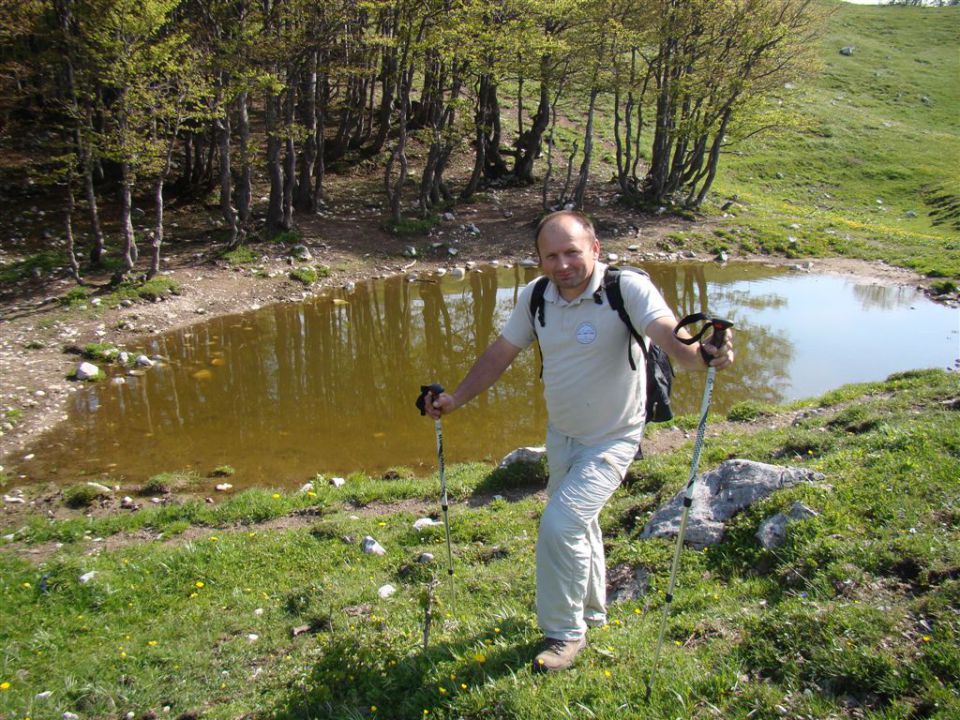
[424, 210, 735, 672]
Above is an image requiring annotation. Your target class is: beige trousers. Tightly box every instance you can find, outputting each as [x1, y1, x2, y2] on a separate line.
[536, 429, 640, 640]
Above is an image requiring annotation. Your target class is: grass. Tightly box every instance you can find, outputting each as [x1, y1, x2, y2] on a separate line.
[0, 249, 61, 283]
[1, 369, 957, 719]
[712, 1, 960, 279]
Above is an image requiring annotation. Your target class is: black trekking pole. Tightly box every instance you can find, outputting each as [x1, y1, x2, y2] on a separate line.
[416, 384, 456, 610]
[645, 314, 733, 701]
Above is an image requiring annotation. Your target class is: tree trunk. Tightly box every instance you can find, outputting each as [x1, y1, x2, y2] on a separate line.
[294, 51, 317, 212]
[236, 90, 251, 225]
[81, 129, 105, 265]
[282, 66, 297, 230]
[572, 87, 598, 210]
[113, 161, 136, 283]
[216, 110, 239, 248]
[313, 75, 328, 207]
[513, 75, 550, 185]
[64, 182, 82, 283]
[265, 89, 284, 235]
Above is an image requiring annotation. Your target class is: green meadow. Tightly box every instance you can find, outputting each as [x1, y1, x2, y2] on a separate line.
[1, 3, 959, 719]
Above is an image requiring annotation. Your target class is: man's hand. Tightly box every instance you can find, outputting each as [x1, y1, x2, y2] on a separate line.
[700, 327, 735, 370]
[425, 390, 456, 420]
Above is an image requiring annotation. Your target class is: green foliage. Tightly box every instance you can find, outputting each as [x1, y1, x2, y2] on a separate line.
[0, 250, 61, 283]
[727, 401, 773, 423]
[289, 267, 318, 285]
[107, 278, 181, 305]
[386, 215, 439, 237]
[63, 483, 110, 509]
[272, 230, 303, 245]
[222, 246, 258, 265]
[60, 286, 90, 307]
[210, 465, 236, 478]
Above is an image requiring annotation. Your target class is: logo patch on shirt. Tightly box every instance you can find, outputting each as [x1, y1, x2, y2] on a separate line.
[575, 322, 597, 345]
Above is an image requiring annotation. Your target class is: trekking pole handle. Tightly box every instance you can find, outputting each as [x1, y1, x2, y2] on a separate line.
[416, 383, 445, 416]
[674, 313, 734, 365]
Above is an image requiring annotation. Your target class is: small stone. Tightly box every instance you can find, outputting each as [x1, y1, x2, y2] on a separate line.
[36, 690, 53, 699]
[447, 247, 459, 256]
[299, 482, 314, 493]
[247, 633, 259, 642]
[135, 355, 154, 368]
[361, 536, 386, 555]
[63, 713, 80, 720]
[840, 46, 854, 56]
[329, 477, 346, 488]
[254, 608, 264, 616]
[378, 584, 397, 599]
[413, 517, 443, 531]
[75, 361, 100, 380]
[3, 495, 25, 504]
[79, 571, 97, 584]
[449, 267, 466, 279]
[215, 483, 233, 491]
[606, 253, 619, 263]
[120, 496, 136, 509]
[416, 552, 435, 564]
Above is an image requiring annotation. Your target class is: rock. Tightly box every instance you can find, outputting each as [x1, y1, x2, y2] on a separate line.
[299, 482, 314, 493]
[840, 46, 854, 56]
[606, 253, 619, 263]
[378, 583, 397, 599]
[449, 267, 466, 280]
[413, 517, 443, 531]
[361, 536, 386, 555]
[329, 477, 346, 488]
[215, 483, 233, 491]
[416, 552, 435, 564]
[3, 495, 25, 504]
[519, 257, 539, 268]
[716, 251, 729, 263]
[442, 212, 455, 221]
[756, 502, 818, 550]
[135, 355, 154, 368]
[499, 446, 546, 468]
[465, 261, 477, 271]
[905, 210, 918, 218]
[120, 496, 137, 509]
[86, 482, 112, 494]
[290, 245, 312, 261]
[75, 361, 100, 380]
[641, 459, 825, 548]
[79, 571, 98, 584]
[35, 690, 53, 699]
[247, 633, 259, 642]
[404, 246, 418, 258]
[628, 244, 640, 251]
[606, 563, 650, 604]
[111, 377, 126, 386]
[447, 247, 459, 256]
[63, 713, 80, 720]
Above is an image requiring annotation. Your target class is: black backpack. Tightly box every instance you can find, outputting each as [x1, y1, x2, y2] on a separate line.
[529, 266, 675, 424]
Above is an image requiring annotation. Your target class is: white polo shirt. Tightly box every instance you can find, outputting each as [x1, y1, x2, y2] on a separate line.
[501, 263, 674, 445]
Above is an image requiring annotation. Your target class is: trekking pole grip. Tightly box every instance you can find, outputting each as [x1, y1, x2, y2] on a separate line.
[674, 314, 734, 366]
[416, 383, 445, 415]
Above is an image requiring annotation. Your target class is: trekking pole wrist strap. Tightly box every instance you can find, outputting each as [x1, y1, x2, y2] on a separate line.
[673, 313, 734, 366]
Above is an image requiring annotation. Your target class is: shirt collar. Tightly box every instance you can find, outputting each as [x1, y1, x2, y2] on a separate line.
[544, 262, 607, 306]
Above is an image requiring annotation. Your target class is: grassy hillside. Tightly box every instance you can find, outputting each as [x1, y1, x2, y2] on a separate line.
[712, 1, 960, 278]
[1, 369, 958, 719]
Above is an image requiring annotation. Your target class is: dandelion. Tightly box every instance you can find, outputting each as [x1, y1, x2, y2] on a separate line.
[120, 652, 127, 659]
[378, 522, 386, 527]
[604, 670, 612, 678]
[634, 608, 641, 614]
[460, 684, 467, 690]
[190, 592, 198, 599]
[674, 640, 682, 646]
[209, 536, 219, 542]
[439, 687, 447, 695]
[370, 707, 377, 713]
[307, 491, 316, 498]
[474, 652, 486, 664]
[195, 581, 205, 589]
[922, 635, 931, 642]
[21, 582, 31, 589]
[0, 682, 10, 690]
[148, 640, 158, 646]
[494, 627, 501, 633]
[272, 493, 281, 499]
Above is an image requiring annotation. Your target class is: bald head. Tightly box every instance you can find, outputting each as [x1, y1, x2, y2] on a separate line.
[534, 210, 597, 255]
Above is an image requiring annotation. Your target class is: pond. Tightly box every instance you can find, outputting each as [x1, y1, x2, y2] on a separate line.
[13, 263, 959, 490]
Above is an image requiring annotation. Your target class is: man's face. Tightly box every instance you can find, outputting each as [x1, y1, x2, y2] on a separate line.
[536, 217, 600, 300]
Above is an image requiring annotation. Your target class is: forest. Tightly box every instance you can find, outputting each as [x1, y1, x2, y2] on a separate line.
[1, 0, 822, 281]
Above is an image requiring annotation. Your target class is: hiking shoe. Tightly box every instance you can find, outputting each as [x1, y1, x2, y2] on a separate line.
[532, 635, 587, 673]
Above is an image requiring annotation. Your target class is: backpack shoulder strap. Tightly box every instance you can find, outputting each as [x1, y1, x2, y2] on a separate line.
[603, 266, 650, 370]
[529, 276, 550, 329]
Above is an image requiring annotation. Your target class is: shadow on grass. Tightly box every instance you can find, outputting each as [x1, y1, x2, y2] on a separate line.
[269, 618, 541, 720]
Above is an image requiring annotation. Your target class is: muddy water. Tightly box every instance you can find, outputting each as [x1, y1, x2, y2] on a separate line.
[15, 263, 959, 489]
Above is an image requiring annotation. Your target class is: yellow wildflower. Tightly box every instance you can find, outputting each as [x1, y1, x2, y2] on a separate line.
[0, 682, 10, 690]
[195, 581, 205, 589]
[474, 652, 486, 664]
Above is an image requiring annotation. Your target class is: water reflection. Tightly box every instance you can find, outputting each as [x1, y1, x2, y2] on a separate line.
[15, 264, 958, 488]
